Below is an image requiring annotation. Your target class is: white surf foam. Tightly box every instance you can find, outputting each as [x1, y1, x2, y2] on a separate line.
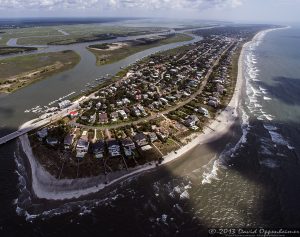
[260, 159, 279, 169]
[268, 130, 289, 146]
[202, 159, 221, 185]
[263, 96, 272, 101]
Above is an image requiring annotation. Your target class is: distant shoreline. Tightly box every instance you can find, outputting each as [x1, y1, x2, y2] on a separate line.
[17, 27, 284, 201]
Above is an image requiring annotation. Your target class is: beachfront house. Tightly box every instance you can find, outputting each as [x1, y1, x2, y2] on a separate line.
[64, 134, 75, 150]
[133, 133, 148, 147]
[184, 115, 199, 128]
[198, 107, 209, 117]
[107, 139, 121, 158]
[121, 138, 136, 157]
[208, 97, 219, 108]
[92, 140, 105, 159]
[76, 131, 89, 158]
[36, 128, 48, 141]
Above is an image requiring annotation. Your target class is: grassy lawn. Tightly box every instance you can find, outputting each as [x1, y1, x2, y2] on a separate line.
[88, 33, 194, 66]
[0, 50, 80, 93]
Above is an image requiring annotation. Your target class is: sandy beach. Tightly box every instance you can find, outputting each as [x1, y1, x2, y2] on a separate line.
[18, 28, 277, 201]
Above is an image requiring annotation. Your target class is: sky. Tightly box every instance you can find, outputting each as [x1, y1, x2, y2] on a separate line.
[0, 0, 299, 23]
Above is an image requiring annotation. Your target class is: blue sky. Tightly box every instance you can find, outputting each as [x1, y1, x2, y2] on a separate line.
[0, 0, 299, 23]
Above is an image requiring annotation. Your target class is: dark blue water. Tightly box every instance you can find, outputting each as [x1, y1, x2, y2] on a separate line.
[1, 26, 300, 236]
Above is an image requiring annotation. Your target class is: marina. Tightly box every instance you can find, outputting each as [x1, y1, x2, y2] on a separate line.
[24, 91, 76, 114]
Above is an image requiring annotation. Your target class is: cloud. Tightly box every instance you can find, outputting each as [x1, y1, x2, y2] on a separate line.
[0, 0, 243, 10]
[107, 0, 243, 10]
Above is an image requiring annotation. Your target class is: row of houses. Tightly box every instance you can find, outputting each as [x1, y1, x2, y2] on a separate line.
[60, 131, 161, 159]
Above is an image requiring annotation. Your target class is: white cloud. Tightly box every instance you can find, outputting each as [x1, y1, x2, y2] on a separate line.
[0, 0, 243, 10]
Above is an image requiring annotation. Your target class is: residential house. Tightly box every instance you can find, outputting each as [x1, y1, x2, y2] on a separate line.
[156, 131, 168, 141]
[64, 134, 75, 150]
[137, 104, 147, 116]
[110, 112, 119, 122]
[93, 140, 105, 159]
[208, 96, 220, 108]
[118, 110, 128, 120]
[99, 113, 108, 124]
[36, 128, 48, 141]
[132, 107, 141, 117]
[121, 138, 136, 157]
[133, 133, 148, 147]
[148, 132, 158, 143]
[122, 98, 130, 104]
[96, 102, 102, 109]
[89, 113, 96, 124]
[184, 115, 199, 128]
[107, 139, 121, 157]
[116, 101, 123, 106]
[69, 111, 79, 119]
[76, 131, 89, 158]
[198, 107, 209, 117]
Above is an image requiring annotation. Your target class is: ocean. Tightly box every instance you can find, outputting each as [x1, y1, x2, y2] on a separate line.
[0, 26, 300, 236]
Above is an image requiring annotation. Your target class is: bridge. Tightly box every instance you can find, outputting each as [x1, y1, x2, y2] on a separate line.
[0, 101, 81, 146]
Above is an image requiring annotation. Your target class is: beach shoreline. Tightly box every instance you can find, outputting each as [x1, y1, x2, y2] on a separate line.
[17, 27, 283, 201]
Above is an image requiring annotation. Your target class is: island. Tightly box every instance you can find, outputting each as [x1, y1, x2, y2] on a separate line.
[87, 33, 194, 66]
[0, 50, 80, 93]
[0, 25, 170, 46]
[21, 25, 272, 183]
[0, 46, 37, 55]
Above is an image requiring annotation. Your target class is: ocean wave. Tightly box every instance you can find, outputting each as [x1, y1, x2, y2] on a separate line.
[263, 124, 277, 131]
[201, 159, 221, 185]
[259, 89, 268, 96]
[259, 159, 280, 169]
[259, 146, 274, 156]
[268, 130, 289, 146]
[263, 96, 272, 101]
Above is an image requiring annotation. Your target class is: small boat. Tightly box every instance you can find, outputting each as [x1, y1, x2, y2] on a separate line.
[24, 110, 30, 113]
